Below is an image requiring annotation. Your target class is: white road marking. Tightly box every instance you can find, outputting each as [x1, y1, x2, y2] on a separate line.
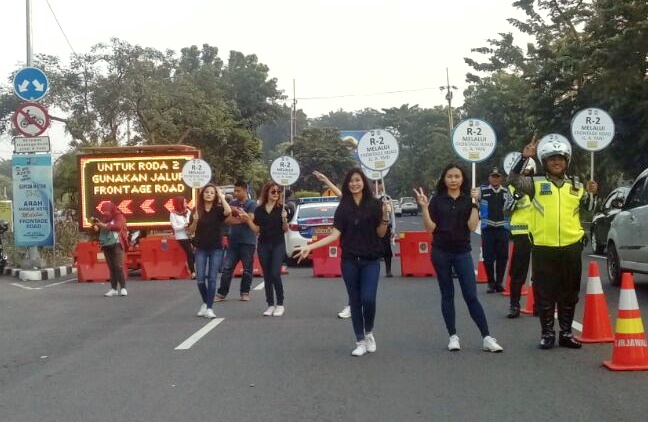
[44, 279, 74, 288]
[253, 282, 265, 291]
[10, 278, 74, 290]
[11, 283, 41, 290]
[175, 318, 224, 350]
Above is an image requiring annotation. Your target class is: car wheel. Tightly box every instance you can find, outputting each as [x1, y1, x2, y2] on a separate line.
[606, 242, 622, 286]
[590, 230, 604, 255]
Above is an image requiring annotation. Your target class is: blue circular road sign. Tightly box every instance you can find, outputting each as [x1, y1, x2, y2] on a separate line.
[13, 67, 49, 101]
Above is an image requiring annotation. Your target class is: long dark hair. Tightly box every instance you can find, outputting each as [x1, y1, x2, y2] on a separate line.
[435, 163, 470, 196]
[259, 181, 284, 207]
[195, 183, 221, 220]
[340, 167, 373, 207]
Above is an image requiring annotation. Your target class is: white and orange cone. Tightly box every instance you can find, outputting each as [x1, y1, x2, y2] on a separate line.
[575, 261, 613, 343]
[476, 246, 487, 283]
[603, 272, 648, 371]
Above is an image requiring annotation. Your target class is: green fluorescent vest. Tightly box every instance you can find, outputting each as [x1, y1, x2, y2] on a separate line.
[530, 176, 584, 247]
[509, 185, 532, 235]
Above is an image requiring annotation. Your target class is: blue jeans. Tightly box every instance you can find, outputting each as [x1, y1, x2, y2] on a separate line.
[195, 248, 224, 309]
[257, 242, 285, 306]
[431, 248, 490, 337]
[218, 243, 256, 296]
[341, 257, 380, 341]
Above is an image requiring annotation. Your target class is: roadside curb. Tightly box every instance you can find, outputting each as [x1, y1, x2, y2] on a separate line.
[3, 266, 77, 281]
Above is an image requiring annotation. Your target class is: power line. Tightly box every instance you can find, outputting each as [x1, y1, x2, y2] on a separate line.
[296, 86, 447, 101]
[44, 0, 79, 58]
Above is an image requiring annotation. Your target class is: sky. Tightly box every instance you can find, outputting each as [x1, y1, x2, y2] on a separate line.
[0, 0, 528, 159]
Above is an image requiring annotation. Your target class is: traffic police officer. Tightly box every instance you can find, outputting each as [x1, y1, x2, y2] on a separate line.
[504, 159, 536, 318]
[508, 137, 597, 349]
[478, 167, 511, 293]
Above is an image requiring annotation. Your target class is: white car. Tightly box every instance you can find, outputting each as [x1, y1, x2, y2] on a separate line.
[606, 167, 648, 285]
[399, 197, 419, 216]
[392, 199, 402, 217]
[284, 197, 339, 265]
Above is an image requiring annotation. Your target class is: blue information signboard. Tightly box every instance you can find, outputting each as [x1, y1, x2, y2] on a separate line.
[12, 155, 55, 247]
[13, 67, 49, 101]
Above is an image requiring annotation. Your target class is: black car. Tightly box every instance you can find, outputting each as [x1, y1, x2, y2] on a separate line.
[590, 186, 630, 254]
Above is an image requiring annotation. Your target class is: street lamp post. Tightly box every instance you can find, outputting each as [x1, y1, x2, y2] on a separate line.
[439, 68, 457, 138]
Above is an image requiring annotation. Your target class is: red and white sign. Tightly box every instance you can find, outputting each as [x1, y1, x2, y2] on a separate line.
[11, 102, 50, 137]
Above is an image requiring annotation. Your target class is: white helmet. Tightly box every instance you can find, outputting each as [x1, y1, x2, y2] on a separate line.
[523, 158, 537, 175]
[537, 134, 571, 164]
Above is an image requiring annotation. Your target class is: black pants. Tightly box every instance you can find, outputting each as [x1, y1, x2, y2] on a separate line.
[532, 242, 582, 335]
[382, 225, 393, 274]
[177, 238, 195, 273]
[482, 227, 509, 288]
[103, 244, 126, 290]
[509, 234, 531, 308]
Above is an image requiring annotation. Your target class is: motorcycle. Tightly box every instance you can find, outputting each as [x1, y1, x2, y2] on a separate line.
[0, 221, 9, 274]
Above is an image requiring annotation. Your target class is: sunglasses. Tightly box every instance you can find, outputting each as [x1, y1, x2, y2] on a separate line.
[270, 189, 281, 194]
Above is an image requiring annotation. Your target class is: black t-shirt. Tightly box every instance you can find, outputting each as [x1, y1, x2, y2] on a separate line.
[428, 192, 474, 253]
[192, 205, 227, 250]
[334, 196, 384, 259]
[254, 204, 285, 245]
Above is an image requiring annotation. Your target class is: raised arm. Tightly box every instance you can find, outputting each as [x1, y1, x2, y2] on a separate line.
[414, 187, 436, 234]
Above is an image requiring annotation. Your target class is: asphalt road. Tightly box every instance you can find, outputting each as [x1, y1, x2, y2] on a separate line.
[2, 215, 648, 422]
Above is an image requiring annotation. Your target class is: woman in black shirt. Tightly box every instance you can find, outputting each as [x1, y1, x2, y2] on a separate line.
[189, 183, 231, 319]
[296, 168, 391, 357]
[241, 181, 289, 317]
[414, 163, 503, 353]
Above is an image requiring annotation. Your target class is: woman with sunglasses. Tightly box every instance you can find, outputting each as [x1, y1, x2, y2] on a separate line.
[239, 182, 289, 317]
[296, 168, 391, 357]
[187, 183, 231, 318]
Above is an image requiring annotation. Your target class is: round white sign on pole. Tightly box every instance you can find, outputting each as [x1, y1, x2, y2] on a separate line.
[362, 165, 390, 181]
[451, 119, 497, 163]
[570, 108, 615, 151]
[182, 159, 212, 188]
[502, 152, 522, 175]
[357, 129, 399, 171]
[270, 156, 300, 186]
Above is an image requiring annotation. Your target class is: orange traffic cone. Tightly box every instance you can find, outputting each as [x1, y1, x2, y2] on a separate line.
[603, 272, 648, 371]
[476, 247, 487, 283]
[575, 261, 614, 343]
[520, 281, 535, 315]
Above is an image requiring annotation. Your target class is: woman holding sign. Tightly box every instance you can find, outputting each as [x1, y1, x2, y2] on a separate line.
[187, 183, 231, 319]
[239, 181, 289, 317]
[296, 168, 391, 357]
[414, 164, 503, 353]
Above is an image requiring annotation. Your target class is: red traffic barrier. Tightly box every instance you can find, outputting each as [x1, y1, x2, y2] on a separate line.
[74, 241, 126, 283]
[398, 231, 436, 277]
[139, 237, 191, 280]
[311, 235, 342, 277]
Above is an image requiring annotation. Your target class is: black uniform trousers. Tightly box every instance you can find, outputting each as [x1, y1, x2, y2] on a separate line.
[481, 227, 510, 289]
[532, 241, 582, 335]
[509, 233, 531, 309]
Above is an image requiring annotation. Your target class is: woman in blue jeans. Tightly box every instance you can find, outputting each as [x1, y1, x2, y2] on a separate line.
[240, 181, 289, 317]
[187, 183, 231, 319]
[297, 168, 391, 357]
[414, 163, 503, 353]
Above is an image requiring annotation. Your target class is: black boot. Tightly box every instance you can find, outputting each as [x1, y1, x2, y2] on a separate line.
[539, 312, 555, 349]
[495, 284, 505, 293]
[507, 306, 520, 319]
[487, 283, 496, 293]
[558, 306, 582, 349]
[385, 258, 393, 277]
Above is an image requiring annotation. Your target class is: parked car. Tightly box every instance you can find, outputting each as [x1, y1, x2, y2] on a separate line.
[392, 199, 402, 217]
[606, 168, 648, 285]
[399, 197, 418, 216]
[590, 186, 630, 254]
[284, 196, 339, 265]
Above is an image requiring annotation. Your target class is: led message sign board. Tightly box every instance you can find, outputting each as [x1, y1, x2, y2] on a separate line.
[79, 151, 200, 229]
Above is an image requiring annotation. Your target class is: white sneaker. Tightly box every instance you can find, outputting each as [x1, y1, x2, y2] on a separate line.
[197, 304, 207, 317]
[273, 306, 285, 317]
[119, 288, 128, 296]
[337, 305, 351, 319]
[448, 335, 461, 351]
[365, 332, 376, 353]
[205, 309, 216, 319]
[483, 336, 503, 352]
[351, 340, 368, 357]
[104, 289, 118, 297]
[263, 306, 275, 316]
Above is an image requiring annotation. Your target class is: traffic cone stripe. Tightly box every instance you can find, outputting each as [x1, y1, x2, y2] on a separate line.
[586, 277, 604, 294]
[618, 309, 642, 319]
[616, 318, 645, 334]
[619, 290, 640, 310]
